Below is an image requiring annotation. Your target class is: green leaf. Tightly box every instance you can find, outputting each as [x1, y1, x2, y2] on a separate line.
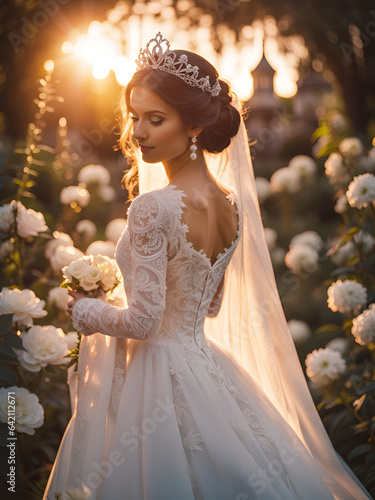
[0, 344, 17, 358]
[0, 368, 17, 385]
[347, 443, 373, 461]
[315, 324, 343, 334]
[311, 125, 330, 143]
[2, 332, 24, 349]
[0, 314, 13, 334]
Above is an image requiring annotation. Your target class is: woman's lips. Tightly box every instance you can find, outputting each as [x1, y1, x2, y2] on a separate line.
[139, 144, 154, 153]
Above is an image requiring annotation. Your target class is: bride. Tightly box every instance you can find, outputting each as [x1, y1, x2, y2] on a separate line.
[43, 32, 372, 500]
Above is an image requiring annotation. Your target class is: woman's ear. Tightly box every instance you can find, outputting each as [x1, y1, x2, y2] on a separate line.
[188, 124, 203, 138]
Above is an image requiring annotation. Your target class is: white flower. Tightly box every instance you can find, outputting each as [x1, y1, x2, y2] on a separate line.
[14, 325, 69, 372]
[0, 287, 47, 327]
[346, 173, 375, 209]
[264, 227, 277, 250]
[327, 279, 367, 314]
[325, 338, 349, 355]
[288, 319, 311, 343]
[288, 155, 317, 181]
[270, 167, 301, 194]
[351, 303, 375, 346]
[54, 486, 91, 500]
[0, 203, 15, 233]
[290, 231, 323, 251]
[285, 244, 319, 274]
[0, 240, 13, 261]
[79, 266, 102, 291]
[78, 164, 111, 186]
[15, 202, 49, 238]
[324, 153, 351, 185]
[100, 185, 116, 202]
[338, 137, 364, 160]
[329, 241, 356, 266]
[334, 194, 349, 214]
[312, 134, 332, 158]
[65, 331, 79, 351]
[91, 254, 121, 290]
[305, 348, 347, 386]
[105, 218, 127, 243]
[326, 110, 347, 135]
[63, 260, 91, 281]
[270, 247, 286, 267]
[255, 177, 272, 203]
[60, 186, 90, 207]
[48, 286, 70, 311]
[45, 231, 74, 260]
[51, 245, 85, 274]
[86, 240, 116, 258]
[76, 219, 97, 240]
[0, 386, 44, 435]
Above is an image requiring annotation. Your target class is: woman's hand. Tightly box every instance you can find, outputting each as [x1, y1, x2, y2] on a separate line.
[67, 290, 86, 318]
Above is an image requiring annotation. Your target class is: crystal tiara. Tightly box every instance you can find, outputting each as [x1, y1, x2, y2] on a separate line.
[135, 32, 222, 97]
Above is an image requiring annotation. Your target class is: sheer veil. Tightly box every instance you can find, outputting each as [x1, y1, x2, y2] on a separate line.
[43, 96, 372, 500]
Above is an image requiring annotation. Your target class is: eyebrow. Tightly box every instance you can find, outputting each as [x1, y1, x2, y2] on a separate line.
[129, 107, 167, 115]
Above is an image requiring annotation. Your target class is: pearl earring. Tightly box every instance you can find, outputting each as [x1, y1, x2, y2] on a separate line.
[190, 136, 197, 160]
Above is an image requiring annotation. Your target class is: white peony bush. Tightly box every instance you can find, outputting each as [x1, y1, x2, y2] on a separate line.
[270, 167, 301, 194]
[287, 319, 311, 343]
[289, 230, 323, 251]
[51, 245, 85, 274]
[45, 231, 74, 260]
[351, 304, 375, 346]
[264, 227, 277, 250]
[288, 155, 317, 181]
[305, 347, 347, 386]
[255, 177, 272, 203]
[0, 386, 44, 435]
[0, 287, 47, 327]
[78, 164, 111, 186]
[338, 137, 364, 161]
[48, 286, 70, 311]
[324, 152, 351, 185]
[105, 218, 127, 243]
[0, 200, 48, 237]
[76, 219, 97, 240]
[285, 243, 319, 275]
[86, 240, 116, 258]
[346, 173, 375, 209]
[325, 337, 350, 355]
[13, 325, 70, 372]
[60, 186, 90, 207]
[327, 279, 367, 314]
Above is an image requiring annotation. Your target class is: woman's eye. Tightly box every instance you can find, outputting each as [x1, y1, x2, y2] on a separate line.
[150, 118, 163, 125]
[130, 116, 138, 121]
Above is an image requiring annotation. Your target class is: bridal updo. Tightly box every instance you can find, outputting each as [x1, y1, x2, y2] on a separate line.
[117, 50, 241, 200]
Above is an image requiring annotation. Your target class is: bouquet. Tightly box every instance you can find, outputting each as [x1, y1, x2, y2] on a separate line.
[61, 254, 122, 368]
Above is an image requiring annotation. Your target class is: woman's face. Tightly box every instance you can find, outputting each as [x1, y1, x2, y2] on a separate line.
[129, 85, 191, 164]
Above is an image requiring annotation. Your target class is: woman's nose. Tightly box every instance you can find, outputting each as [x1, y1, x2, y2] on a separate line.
[132, 121, 147, 142]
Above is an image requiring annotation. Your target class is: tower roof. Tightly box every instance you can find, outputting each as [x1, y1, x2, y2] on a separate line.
[252, 53, 275, 75]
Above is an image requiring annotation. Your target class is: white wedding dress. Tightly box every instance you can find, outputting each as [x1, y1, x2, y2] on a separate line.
[42, 183, 372, 500]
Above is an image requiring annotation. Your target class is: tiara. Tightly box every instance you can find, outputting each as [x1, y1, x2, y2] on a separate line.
[135, 32, 222, 97]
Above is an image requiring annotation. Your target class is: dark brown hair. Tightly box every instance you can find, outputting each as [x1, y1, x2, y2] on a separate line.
[117, 50, 241, 201]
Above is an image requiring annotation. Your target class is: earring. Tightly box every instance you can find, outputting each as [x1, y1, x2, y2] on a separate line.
[190, 136, 197, 160]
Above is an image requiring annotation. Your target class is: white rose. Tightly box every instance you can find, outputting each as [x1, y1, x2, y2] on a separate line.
[76, 219, 97, 240]
[325, 338, 350, 355]
[45, 231, 74, 260]
[0, 203, 15, 233]
[78, 164, 111, 186]
[0, 240, 13, 261]
[351, 303, 375, 346]
[324, 153, 351, 185]
[255, 177, 272, 203]
[63, 260, 91, 281]
[290, 230, 323, 251]
[264, 227, 277, 250]
[16, 204, 49, 238]
[91, 254, 121, 289]
[48, 286, 70, 311]
[285, 244, 319, 275]
[327, 279, 367, 314]
[79, 266, 102, 291]
[14, 325, 69, 372]
[105, 218, 127, 243]
[288, 155, 317, 181]
[86, 240, 116, 258]
[305, 348, 347, 386]
[288, 319, 311, 343]
[0, 287, 47, 327]
[326, 110, 347, 135]
[346, 173, 375, 209]
[338, 137, 364, 160]
[270, 167, 301, 194]
[60, 186, 90, 207]
[51, 245, 85, 274]
[0, 386, 44, 435]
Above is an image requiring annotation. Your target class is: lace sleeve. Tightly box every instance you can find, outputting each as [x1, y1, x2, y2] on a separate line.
[71, 192, 169, 340]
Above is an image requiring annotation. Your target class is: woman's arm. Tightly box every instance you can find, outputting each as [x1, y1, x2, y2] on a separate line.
[71, 192, 169, 340]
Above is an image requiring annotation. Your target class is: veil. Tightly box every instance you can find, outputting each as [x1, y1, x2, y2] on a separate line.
[43, 97, 372, 500]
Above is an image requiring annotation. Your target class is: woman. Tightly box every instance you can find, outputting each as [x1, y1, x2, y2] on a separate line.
[43, 32, 372, 499]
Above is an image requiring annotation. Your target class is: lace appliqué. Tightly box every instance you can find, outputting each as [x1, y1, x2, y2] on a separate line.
[173, 384, 189, 425]
[183, 430, 204, 451]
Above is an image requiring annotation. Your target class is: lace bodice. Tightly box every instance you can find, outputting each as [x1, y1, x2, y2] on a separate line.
[72, 184, 241, 349]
